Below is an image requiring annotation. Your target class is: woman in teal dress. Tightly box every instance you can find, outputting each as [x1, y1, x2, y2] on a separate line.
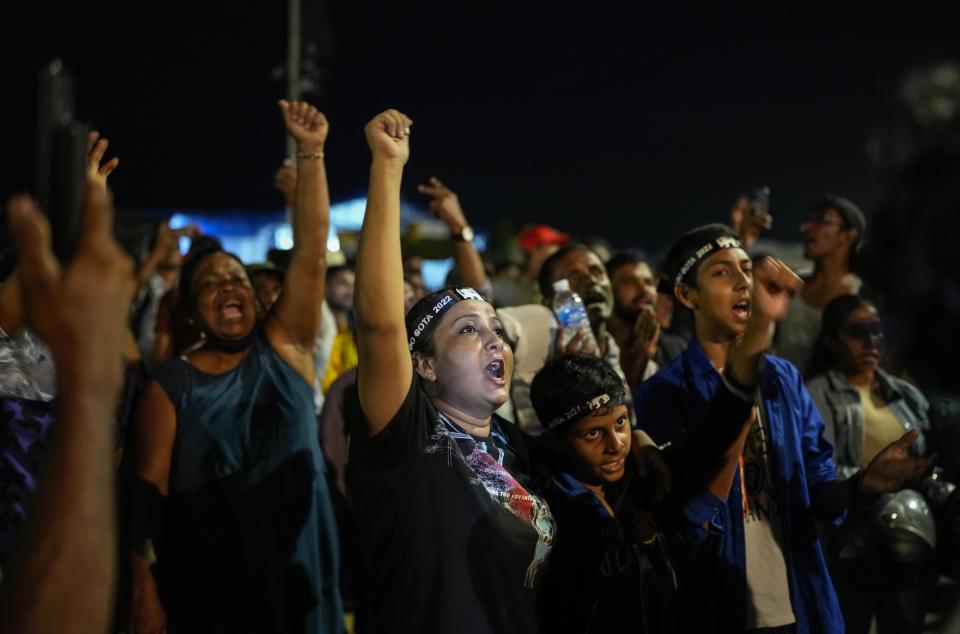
[129, 100, 343, 634]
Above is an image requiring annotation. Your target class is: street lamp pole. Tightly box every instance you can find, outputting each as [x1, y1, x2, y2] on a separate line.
[286, 0, 302, 158]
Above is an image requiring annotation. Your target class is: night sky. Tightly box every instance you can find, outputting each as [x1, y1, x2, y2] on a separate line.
[4, 2, 960, 251]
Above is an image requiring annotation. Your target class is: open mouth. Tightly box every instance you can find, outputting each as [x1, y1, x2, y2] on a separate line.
[484, 359, 506, 385]
[583, 292, 607, 310]
[732, 299, 750, 320]
[599, 458, 625, 475]
[220, 299, 243, 320]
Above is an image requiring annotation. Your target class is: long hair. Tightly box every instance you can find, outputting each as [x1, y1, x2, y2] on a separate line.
[807, 294, 876, 379]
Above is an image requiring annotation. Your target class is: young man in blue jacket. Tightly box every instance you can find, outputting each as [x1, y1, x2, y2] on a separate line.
[634, 224, 935, 634]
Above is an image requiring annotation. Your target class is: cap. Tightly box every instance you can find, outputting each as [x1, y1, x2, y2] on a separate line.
[817, 195, 867, 237]
[518, 224, 571, 253]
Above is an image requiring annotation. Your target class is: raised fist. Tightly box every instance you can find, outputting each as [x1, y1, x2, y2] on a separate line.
[364, 109, 413, 164]
[750, 256, 802, 324]
[278, 100, 329, 152]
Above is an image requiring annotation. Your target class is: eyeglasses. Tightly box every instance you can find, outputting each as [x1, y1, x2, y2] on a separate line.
[842, 320, 883, 343]
[801, 210, 847, 229]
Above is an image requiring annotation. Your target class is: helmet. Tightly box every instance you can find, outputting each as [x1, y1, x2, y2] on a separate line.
[875, 489, 936, 564]
[831, 489, 937, 578]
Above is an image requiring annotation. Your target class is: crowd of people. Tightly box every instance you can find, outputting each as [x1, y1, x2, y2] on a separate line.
[0, 95, 955, 634]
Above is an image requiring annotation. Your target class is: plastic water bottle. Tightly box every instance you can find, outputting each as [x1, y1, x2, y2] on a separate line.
[552, 279, 599, 351]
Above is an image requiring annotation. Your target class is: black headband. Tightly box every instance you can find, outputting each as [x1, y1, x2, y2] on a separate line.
[407, 287, 487, 353]
[543, 389, 629, 431]
[674, 234, 743, 285]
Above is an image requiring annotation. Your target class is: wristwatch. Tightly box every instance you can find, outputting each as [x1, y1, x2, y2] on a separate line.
[452, 225, 474, 242]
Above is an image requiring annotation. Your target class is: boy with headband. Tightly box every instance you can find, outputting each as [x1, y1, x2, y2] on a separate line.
[634, 224, 935, 634]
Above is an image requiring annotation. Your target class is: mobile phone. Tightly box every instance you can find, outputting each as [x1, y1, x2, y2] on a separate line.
[749, 186, 771, 216]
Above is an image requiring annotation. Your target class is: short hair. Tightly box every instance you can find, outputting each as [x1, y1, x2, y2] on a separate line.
[326, 264, 354, 281]
[605, 250, 653, 279]
[537, 243, 599, 298]
[662, 223, 741, 290]
[530, 353, 626, 434]
[250, 267, 284, 284]
[813, 195, 867, 270]
[177, 245, 248, 314]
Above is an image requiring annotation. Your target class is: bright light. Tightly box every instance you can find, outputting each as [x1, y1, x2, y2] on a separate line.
[168, 213, 192, 229]
[168, 213, 198, 254]
[330, 198, 367, 230]
[274, 224, 294, 250]
[421, 258, 454, 291]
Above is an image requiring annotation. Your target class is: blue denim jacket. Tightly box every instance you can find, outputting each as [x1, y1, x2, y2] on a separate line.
[806, 368, 929, 478]
[634, 340, 844, 634]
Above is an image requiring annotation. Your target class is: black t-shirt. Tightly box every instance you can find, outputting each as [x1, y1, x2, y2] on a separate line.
[347, 376, 556, 634]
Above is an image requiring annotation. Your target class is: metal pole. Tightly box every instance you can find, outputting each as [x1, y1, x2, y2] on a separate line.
[286, 0, 302, 158]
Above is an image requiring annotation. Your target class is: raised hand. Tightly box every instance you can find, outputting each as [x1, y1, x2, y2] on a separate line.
[750, 256, 803, 325]
[554, 324, 600, 358]
[85, 131, 120, 195]
[7, 189, 134, 390]
[623, 308, 660, 387]
[364, 109, 413, 164]
[152, 223, 195, 257]
[278, 100, 329, 152]
[728, 257, 802, 387]
[633, 308, 660, 360]
[417, 177, 468, 231]
[731, 198, 773, 249]
[860, 430, 937, 494]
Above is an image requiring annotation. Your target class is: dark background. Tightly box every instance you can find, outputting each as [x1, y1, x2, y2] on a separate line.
[3, 2, 960, 250]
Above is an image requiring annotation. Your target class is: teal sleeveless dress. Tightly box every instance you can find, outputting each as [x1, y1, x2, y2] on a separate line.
[152, 329, 343, 633]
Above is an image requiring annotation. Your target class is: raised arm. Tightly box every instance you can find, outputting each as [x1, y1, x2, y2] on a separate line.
[355, 110, 413, 434]
[133, 223, 193, 292]
[0, 264, 22, 336]
[668, 257, 803, 504]
[417, 177, 488, 291]
[706, 257, 802, 498]
[265, 100, 331, 383]
[0, 138, 132, 634]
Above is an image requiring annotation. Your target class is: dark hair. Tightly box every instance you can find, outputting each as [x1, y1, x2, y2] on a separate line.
[250, 267, 284, 284]
[176, 244, 248, 314]
[326, 264, 354, 281]
[605, 250, 653, 279]
[403, 286, 492, 357]
[808, 294, 876, 378]
[186, 235, 222, 257]
[812, 196, 866, 271]
[530, 353, 626, 433]
[537, 243, 596, 298]
[663, 223, 741, 290]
